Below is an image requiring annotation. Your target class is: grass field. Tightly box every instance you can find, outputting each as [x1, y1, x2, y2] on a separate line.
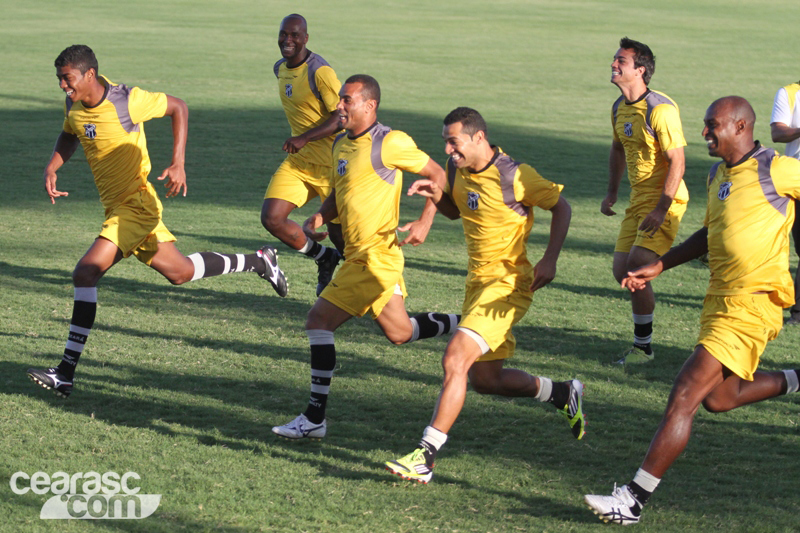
[2, 0, 800, 531]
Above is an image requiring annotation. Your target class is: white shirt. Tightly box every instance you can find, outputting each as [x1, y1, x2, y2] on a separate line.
[771, 85, 800, 159]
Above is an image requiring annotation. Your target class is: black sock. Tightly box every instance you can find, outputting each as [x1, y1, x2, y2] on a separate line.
[633, 319, 653, 355]
[188, 252, 264, 279]
[627, 481, 651, 509]
[57, 288, 97, 380]
[302, 240, 334, 261]
[303, 341, 336, 424]
[547, 380, 570, 409]
[419, 440, 438, 467]
[409, 313, 460, 341]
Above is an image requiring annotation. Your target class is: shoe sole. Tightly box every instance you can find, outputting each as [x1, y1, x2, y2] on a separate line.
[27, 373, 71, 399]
[273, 434, 324, 441]
[586, 503, 639, 525]
[384, 465, 431, 484]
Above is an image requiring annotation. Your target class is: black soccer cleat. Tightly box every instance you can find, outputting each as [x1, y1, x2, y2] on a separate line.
[27, 367, 73, 398]
[257, 245, 288, 297]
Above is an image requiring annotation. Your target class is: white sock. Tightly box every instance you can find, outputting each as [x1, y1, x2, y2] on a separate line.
[421, 425, 448, 451]
[534, 377, 553, 402]
[632, 468, 660, 493]
[783, 370, 799, 394]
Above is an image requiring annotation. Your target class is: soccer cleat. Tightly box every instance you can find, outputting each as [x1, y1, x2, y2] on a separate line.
[257, 245, 288, 297]
[614, 346, 654, 365]
[27, 367, 73, 398]
[271, 414, 326, 440]
[585, 483, 642, 525]
[559, 379, 586, 439]
[315, 250, 341, 297]
[385, 448, 434, 484]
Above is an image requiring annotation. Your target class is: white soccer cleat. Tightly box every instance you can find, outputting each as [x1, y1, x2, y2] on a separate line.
[585, 483, 642, 525]
[272, 414, 326, 440]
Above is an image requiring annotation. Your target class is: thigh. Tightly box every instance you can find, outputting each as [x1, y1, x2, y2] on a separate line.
[306, 296, 353, 331]
[374, 293, 412, 342]
[148, 241, 193, 282]
[73, 237, 124, 285]
[668, 345, 727, 411]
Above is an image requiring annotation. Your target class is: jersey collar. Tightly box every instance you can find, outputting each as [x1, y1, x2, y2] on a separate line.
[726, 141, 761, 168]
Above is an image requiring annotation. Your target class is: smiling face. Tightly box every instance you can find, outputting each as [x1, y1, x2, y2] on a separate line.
[702, 102, 737, 159]
[278, 16, 308, 66]
[336, 82, 376, 135]
[610, 47, 642, 88]
[56, 64, 94, 103]
[442, 121, 482, 169]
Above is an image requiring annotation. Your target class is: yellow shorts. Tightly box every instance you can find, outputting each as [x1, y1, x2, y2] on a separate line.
[99, 183, 176, 266]
[320, 254, 407, 319]
[697, 293, 783, 381]
[614, 201, 686, 256]
[459, 276, 533, 362]
[264, 156, 333, 208]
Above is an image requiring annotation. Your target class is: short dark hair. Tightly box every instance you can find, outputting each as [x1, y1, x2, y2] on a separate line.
[344, 74, 380, 108]
[619, 37, 655, 85]
[54, 45, 98, 75]
[443, 107, 488, 138]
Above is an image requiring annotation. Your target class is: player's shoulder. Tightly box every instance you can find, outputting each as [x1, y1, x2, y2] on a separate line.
[307, 52, 333, 71]
[273, 58, 286, 78]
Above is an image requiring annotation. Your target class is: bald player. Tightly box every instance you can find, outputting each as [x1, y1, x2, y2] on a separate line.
[585, 96, 800, 525]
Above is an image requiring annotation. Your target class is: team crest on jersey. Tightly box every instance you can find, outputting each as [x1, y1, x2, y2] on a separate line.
[83, 123, 97, 139]
[337, 159, 347, 176]
[467, 191, 480, 210]
[285, 84, 293, 98]
[623, 122, 633, 137]
[718, 181, 732, 201]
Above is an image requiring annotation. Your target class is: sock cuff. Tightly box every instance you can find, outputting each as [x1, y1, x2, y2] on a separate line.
[298, 239, 313, 254]
[632, 313, 654, 325]
[409, 318, 420, 342]
[188, 253, 205, 281]
[632, 468, 661, 493]
[422, 425, 448, 450]
[783, 369, 799, 394]
[74, 287, 97, 303]
[534, 377, 553, 402]
[306, 329, 335, 346]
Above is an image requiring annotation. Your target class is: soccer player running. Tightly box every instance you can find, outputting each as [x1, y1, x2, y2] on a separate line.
[385, 107, 583, 484]
[770, 80, 800, 323]
[271, 75, 459, 440]
[603, 37, 689, 364]
[260, 14, 344, 296]
[28, 45, 287, 399]
[585, 96, 800, 525]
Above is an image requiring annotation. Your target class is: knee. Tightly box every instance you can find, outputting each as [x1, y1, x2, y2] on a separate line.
[72, 264, 102, 287]
[701, 396, 732, 414]
[261, 209, 285, 233]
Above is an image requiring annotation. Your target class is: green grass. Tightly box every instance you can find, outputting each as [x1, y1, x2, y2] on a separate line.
[2, 0, 800, 531]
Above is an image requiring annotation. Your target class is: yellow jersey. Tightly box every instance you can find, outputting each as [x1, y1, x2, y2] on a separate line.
[444, 148, 563, 284]
[273, 52, 341, 167]
[331, 123, 430, 261]
[704, 143, 800, 306]
[612, 89, 689, 207]
[62, 75, 167, 211]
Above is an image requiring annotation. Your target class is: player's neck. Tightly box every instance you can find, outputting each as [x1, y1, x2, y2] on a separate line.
[286, 49, 310, 69]
[618, 82, 648, 104]
[467, 145, 498, 173]
[80, 79, 107, 108]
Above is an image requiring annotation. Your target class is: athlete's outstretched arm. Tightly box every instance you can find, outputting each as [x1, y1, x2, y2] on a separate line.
[531, 195, 571, 292]
[398, 158, 446, 246]
[43, 131, 80, 204]
[622, 226, 708, 291]
[157, 95, 189, 198]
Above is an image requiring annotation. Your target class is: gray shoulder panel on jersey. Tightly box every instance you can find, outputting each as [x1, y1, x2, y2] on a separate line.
[708, 161, 723, 187]
[273, 59, 286, 78]
[306, 52, 332, 101]
[65, 95, 74, 114]
[644, 91, 676, 139]
[446, 157, 457, 192]
[494, 153, 528, 216]
[755, 146, 789, 216]
[107, 83, 139, 133]
[611, 95, 625, 123]
[332, 131, 347, 154]
[369, 123, 398, 185]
